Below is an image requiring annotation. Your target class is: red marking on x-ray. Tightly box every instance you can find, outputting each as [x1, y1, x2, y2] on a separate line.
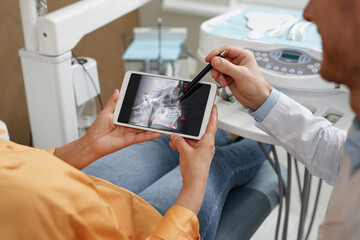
[169, 125, 174, 128]
[144, 93, 148, 95]
[148, 120, 153, 122]
[177, 113, 180, 116]
[175, 88, 179, 90]
[180, 118, 185, 120]
[176, 106, 181, 109]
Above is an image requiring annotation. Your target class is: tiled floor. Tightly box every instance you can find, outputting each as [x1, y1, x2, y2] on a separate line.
[251, 146, 334, 240]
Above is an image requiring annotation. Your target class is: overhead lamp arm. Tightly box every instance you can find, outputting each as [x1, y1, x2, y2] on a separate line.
[36, 0, 150, 56]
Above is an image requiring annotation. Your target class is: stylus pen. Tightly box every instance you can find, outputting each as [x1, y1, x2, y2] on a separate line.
[174, 50, 226, 102]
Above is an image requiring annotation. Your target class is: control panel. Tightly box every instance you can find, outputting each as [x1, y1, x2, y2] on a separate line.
[249, 48, 321, 76]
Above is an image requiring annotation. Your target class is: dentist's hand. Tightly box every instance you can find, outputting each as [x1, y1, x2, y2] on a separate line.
[206, 45, 272, 110]
[169, 105, 218, 214]
[54, 89, 162, 169]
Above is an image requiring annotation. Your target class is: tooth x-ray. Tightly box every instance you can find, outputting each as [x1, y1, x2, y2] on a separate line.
[117, 73, 211, 136]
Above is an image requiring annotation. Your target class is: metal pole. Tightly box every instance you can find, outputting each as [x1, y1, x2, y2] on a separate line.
[297, 169, 311, 240]
[282, 153, 292, 240]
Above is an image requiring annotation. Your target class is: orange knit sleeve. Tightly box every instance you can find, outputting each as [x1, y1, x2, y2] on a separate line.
[147, 206, 200, 240]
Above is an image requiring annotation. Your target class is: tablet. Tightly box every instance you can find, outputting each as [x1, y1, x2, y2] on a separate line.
[113, 71, 217, 139]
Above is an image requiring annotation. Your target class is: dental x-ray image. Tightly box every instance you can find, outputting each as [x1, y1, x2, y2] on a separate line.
[117, 73, 211, 136]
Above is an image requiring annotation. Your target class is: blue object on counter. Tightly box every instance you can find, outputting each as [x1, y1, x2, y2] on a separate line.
[209, 8, 322, 51]
[122, 39, 183, 61]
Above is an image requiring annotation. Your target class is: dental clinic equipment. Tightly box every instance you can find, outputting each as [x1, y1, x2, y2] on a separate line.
[246, 12, 293, 40]
[220, 87, 235, 103]
[246, 11, 311, 41]
[71, 56, 101, 137]
[123, 27, 197, 78]
[18, 0, 150, 149]
[267, 17, 300, 38]
[198, 7, 343, 92]
[287, 20, 312, 41]
[123, 27, 185, 75]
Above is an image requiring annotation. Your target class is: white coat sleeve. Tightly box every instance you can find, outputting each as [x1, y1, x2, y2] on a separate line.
[256, 93, 347, 185]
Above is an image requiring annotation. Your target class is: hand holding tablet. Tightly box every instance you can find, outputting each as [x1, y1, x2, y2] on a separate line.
[113, 71, 217, 139]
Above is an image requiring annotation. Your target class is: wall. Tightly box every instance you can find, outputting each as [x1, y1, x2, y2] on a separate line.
[0, 0, 140, 146]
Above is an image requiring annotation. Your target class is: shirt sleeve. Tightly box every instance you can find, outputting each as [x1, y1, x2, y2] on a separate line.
[252, 91, 347, 185]
[147, 206, 200, 240]
[249, 88, 281, 122]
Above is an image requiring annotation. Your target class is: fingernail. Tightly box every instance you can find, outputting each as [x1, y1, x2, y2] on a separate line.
[172, 135, 178, 140]
[220, 80, 224, 86]
[213, 57, 221, 67]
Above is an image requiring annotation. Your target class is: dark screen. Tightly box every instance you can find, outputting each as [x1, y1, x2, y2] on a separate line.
[281, 53, 300, 60]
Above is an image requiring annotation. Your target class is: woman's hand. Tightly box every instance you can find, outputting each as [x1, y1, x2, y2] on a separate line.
[54, 90, 161, 169]
[85, 89, 162, 160]
[169, 105, 218, 214]
[206, 45, 272, 110]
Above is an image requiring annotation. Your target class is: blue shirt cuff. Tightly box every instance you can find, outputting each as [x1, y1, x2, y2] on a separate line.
[248, 88, 280, 122]
[346, 117, 360, 171]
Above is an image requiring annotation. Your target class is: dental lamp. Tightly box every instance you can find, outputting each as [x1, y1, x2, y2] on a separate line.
[18, 0, 150, 149]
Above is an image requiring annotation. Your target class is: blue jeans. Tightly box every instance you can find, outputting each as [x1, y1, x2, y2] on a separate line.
[82, 129, 267, 240]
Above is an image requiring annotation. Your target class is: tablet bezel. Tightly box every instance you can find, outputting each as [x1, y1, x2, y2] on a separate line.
[113, 71, 217, 140]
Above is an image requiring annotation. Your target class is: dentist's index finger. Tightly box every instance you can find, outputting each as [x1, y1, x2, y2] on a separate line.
[210, 57, 241, 79]
[205, 46, 250, 62]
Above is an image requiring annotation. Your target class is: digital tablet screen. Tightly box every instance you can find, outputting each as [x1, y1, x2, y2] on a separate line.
[117, 73, 211, 136]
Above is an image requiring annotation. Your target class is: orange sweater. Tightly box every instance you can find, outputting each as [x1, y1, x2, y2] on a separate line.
[0, 138, 200, 239]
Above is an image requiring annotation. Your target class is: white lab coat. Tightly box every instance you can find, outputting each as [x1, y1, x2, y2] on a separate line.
[256, 92, 347, 185]
[255, 92, 360, 239]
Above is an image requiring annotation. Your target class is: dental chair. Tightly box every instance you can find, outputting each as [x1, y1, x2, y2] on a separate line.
[215, 159, 286, 240]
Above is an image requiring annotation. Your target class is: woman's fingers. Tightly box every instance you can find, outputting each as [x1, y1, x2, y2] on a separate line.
[103, 89, 120, 114]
